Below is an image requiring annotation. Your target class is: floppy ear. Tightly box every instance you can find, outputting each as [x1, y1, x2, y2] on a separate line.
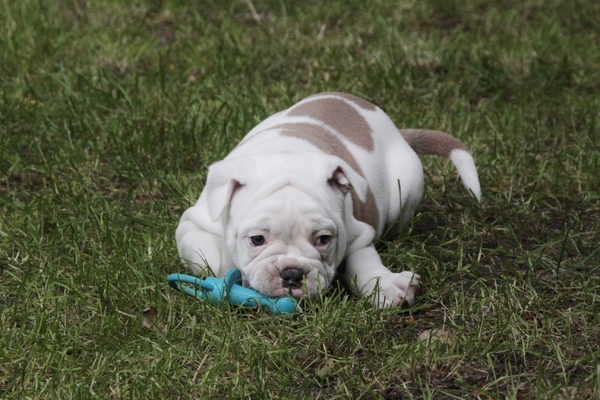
[327, 160, 368, 203]
[204, 157, 254, 222]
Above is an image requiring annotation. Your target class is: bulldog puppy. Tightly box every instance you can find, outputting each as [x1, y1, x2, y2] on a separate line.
[176, 92, 481, 308]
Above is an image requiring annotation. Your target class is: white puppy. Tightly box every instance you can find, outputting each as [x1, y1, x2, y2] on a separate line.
[176, 92, 481, 308]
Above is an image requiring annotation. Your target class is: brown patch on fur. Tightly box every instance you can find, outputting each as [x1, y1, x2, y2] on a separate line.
[276, 123, 380, 231]
[275, 123, 356, 165]
[350, 189, 379, 233]
[400, 129, 468, 157]
[286, 97, 374, 152]
[306, 92, 378, 112]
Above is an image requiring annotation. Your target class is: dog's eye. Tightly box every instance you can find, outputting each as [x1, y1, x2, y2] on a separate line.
[314, 235, 332, 246]
[249, 235, 266, 246]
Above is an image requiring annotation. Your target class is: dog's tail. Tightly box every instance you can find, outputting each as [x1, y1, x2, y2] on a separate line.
[400, 129, 481, 202]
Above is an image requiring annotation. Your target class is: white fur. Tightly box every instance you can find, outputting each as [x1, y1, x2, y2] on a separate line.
[449, 149, 481, 201]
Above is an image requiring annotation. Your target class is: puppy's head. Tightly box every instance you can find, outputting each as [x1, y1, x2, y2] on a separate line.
[204, 153, 367, 298]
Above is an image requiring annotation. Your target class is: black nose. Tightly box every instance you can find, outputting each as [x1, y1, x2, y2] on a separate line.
[280, 268, 306, 289]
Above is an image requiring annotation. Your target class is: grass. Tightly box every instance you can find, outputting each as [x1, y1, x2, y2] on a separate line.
[1, 0, 599, 398]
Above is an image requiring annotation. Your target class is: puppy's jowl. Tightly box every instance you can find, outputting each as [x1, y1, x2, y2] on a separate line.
[176, 92, 481, 308]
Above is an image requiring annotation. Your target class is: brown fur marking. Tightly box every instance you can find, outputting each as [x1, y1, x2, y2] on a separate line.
[276, 123, 380, 231]
[305, 92, 378, 111]
[350, 189, 379, 234]
[399, 129, 468, 158]
[286, 97, 374, 152]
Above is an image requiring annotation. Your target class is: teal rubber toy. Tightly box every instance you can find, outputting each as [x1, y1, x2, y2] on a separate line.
[167, 268, 299, 315]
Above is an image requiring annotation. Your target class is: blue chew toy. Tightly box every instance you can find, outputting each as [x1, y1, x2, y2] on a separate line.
[167, 268, 299, 315]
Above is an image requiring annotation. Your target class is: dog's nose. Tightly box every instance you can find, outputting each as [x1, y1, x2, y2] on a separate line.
[280, 268, 305, 289]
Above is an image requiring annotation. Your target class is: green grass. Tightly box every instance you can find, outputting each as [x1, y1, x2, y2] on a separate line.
[1, 0, 599, 398]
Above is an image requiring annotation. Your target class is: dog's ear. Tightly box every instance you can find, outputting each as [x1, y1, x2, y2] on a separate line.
[204, 157, 254, 222]
[327, 160, 368, 203]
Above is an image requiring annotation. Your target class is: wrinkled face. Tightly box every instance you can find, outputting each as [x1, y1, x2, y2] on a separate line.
[225, 184, 347, 298]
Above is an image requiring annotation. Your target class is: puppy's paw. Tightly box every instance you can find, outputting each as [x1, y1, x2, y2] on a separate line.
[372, 271, 420, 309]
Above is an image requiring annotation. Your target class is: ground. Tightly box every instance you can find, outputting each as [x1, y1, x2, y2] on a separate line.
[1, 0, 599, 398]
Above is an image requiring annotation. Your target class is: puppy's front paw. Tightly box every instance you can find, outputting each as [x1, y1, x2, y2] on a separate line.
[372, 271, 420, 308]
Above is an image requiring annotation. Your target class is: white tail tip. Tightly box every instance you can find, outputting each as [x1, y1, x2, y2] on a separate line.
[449, 149, 481, 202]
